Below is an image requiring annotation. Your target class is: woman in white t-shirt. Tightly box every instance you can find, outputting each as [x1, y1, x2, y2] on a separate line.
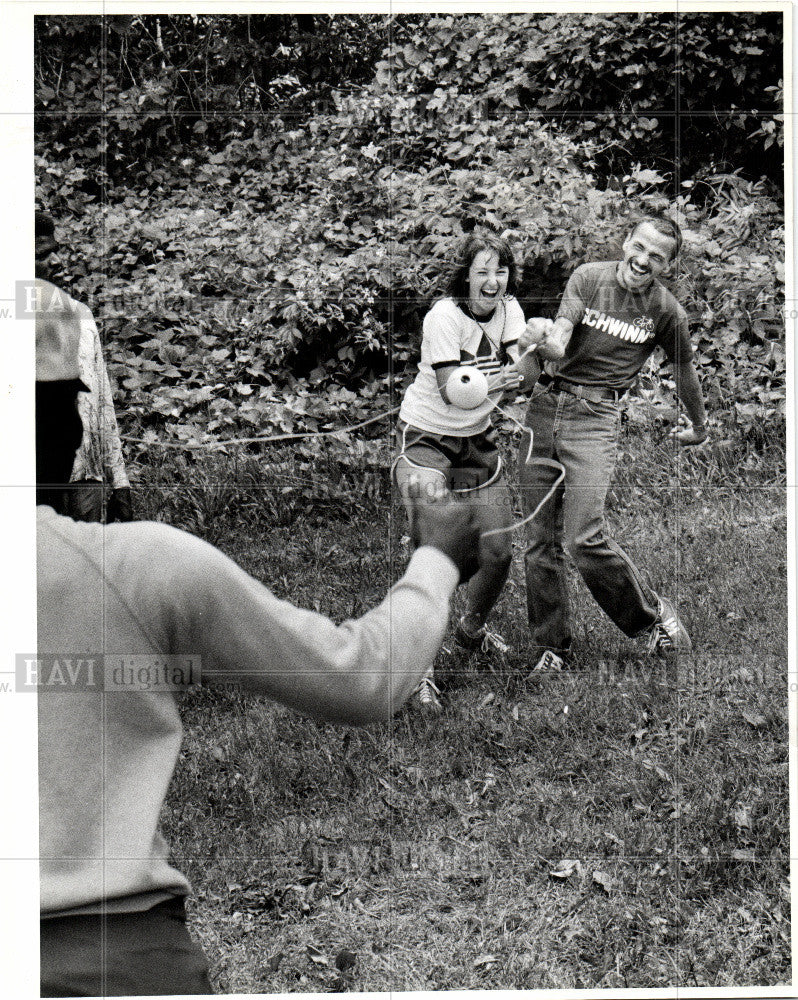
[394, 233, 542, 713]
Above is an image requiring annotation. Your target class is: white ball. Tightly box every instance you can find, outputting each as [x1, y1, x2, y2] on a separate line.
[447, 366, 489, 409]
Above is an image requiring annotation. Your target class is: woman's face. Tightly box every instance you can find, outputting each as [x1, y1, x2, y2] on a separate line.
[467, 250, 509, 316]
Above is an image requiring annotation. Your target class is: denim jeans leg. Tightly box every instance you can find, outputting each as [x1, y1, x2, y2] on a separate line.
[558, 396, 659, 637]
[520, 391, 571, 654]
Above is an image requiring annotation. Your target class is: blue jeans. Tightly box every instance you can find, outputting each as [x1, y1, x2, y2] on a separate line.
[519, 387, 659, 655]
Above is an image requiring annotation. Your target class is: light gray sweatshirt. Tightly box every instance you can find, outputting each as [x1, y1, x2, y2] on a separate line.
[37, 507, 458, 916]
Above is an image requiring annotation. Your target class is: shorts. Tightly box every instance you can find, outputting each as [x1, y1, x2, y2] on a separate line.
[394, 421, 502, 494]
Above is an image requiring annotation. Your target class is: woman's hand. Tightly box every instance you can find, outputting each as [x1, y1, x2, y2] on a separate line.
[486, 367, 523, 395]
[520, 316, 570, 361]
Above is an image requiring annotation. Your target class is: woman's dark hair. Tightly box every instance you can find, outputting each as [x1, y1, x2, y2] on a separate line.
[446, 233, 519, 309]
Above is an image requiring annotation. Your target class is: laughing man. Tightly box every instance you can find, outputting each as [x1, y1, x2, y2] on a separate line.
[517, 215, 708, 670]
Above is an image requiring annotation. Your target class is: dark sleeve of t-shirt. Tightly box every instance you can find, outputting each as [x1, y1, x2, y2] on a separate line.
[656, 296, 693, 366]
[556, 265, 593, 327]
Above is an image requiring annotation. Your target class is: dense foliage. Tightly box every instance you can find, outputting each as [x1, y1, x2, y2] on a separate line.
[35, 14, 389, 188]
[36, 12, 783, 189]
[380, 12, 783, 184]
[35, 13, 785, 473]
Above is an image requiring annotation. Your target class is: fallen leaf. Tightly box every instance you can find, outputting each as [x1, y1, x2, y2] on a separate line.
[473, 954, 498, 968]
[335, 949, 357, 972]
[306, 944, 329, 966]
[732, 803, 753, 830]
[550, 858, 582, 879]
[592, 870, 614, 893]
[742, 710, 767, 728]
[263, 952, 283, 973]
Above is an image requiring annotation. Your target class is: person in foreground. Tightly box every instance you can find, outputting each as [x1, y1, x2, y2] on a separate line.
[520, 214, 708, 671]
[394, 232, 541, 713]
[37, 311, 479, 996]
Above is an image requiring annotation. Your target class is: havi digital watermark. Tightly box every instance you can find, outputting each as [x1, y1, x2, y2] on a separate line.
[15, 654, 201, 692]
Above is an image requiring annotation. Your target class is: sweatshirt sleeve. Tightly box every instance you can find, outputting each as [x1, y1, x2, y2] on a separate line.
[159, 530, 459, 724]
[656, 296, 693, 366]
[423, 300, 464, 370]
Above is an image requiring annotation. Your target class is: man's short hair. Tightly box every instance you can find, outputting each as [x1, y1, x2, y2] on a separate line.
[627, 215, 683, 260]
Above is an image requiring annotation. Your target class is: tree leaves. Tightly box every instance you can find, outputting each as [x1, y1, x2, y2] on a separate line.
[36, 13, 784, 464]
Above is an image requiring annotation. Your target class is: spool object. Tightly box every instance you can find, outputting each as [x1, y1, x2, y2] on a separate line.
[447, 366, 489, 409]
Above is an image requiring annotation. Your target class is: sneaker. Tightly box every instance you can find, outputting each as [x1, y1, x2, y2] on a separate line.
[646, 596, 692, 655]
[413, 674, 443, 716]
[532, 649, 566, 672]
[453, 618, 510, 655]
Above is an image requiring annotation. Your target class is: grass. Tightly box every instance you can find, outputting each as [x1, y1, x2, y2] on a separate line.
[129, 424, 789, 992]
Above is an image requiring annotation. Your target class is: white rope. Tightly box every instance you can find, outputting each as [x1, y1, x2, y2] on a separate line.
[122, 371, 564, 538]
[122, 405, 401, 449]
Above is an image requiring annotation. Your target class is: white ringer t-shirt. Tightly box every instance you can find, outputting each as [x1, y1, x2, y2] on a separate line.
[399, 296, 526, 436]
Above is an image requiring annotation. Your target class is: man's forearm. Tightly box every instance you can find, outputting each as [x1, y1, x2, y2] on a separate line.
[673, 361, 707, 427]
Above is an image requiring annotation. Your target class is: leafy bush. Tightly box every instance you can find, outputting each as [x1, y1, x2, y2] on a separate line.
[35, 14, 784, 475]
[376, 12, 783, 185]
[35, 13, 390, 192]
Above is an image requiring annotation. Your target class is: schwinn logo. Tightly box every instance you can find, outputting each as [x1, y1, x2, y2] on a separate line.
[632, 316, 656, 335]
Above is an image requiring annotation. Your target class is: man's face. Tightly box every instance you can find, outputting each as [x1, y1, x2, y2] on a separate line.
[618, 222, 676, 291]
[467, 250, 509, 316]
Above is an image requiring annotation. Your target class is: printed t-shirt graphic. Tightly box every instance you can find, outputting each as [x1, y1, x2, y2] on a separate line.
[554, 261, 693, 391]
[399, 296, 526, 436]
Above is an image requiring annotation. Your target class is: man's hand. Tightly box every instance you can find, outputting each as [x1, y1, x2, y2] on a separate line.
[519, 317, 553, 355]
[407, 479, 480, 584]
[670, 418, 708, 446]
[107, 486, 134, 522]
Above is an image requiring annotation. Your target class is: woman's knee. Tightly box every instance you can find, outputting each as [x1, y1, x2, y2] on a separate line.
[394, 459, 447, 502]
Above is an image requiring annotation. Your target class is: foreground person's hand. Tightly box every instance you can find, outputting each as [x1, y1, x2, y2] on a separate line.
[408, 478, 480, 583]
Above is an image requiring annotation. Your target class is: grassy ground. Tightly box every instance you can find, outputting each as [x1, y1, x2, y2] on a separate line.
[133, 426, 790, 992]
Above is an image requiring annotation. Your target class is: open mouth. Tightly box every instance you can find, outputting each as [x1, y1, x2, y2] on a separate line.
[628, 261, 649, 279]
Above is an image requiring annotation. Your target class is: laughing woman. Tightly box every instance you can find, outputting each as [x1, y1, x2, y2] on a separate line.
[393, 233, 542, 714]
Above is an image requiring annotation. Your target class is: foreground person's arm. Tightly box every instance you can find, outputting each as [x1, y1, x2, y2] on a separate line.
[159, 493, 478, 724]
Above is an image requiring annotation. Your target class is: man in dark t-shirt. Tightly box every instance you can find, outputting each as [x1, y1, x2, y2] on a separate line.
[517, 215, 708, 670]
